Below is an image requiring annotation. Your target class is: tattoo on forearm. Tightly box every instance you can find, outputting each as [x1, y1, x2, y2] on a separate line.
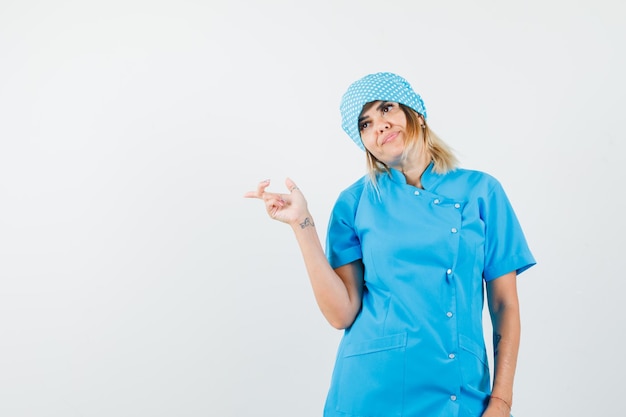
[494, 333, 502, 356]
[299, 217, 315, 229]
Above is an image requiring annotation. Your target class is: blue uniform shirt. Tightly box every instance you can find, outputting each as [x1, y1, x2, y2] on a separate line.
[324, 163, 535, 417]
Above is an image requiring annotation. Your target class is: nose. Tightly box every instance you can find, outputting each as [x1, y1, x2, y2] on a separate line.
[373, 117, 390, 132]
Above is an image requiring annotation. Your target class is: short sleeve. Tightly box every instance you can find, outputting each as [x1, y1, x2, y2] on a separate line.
[326, 188, 363, 269]
[480, 180, 536, 281]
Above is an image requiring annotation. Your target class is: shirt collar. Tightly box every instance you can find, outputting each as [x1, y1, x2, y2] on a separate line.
[387, 161, 438, 189]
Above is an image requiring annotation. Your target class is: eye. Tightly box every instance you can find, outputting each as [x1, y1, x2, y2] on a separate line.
[359, 121, 370, 131]
[382, 103, 394, 113]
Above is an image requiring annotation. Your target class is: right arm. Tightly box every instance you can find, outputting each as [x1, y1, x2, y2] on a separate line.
[245, 179, 363, 329]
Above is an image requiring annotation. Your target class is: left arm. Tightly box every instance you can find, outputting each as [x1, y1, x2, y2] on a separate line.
[482, 271, 519, 417]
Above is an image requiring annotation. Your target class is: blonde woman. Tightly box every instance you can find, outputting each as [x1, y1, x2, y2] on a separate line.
[246, 72, 535, 417]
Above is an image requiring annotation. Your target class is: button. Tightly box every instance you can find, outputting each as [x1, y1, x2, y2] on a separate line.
[446, 269, 452, 275]
[448, 353, 456, 359]
[446, 312, 453, 318]
[454, 203, 461, 209]
[414, 190, 420, 196]
[433, 198, 440, 204]
[450, 395, 457, 401]
[451, 228, 458, 233]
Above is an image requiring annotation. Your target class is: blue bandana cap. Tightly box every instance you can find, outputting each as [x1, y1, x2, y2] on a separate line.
[340, 72, 427, 150]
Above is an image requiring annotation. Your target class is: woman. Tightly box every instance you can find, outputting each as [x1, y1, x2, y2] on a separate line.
[245, 72, 535, 417]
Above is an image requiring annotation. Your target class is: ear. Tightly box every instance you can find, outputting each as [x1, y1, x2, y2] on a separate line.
[418, 114, 426, 128]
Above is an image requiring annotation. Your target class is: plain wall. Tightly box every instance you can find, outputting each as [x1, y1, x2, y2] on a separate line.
[1, 0, 624, 416]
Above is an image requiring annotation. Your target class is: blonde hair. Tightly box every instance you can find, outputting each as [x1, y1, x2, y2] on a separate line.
[365, 103, 458, 188]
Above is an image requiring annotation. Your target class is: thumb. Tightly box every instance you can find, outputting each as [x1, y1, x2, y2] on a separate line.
[285, 177, 300, 193]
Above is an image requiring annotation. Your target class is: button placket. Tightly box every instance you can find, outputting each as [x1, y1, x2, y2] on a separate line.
[429, 192, 461, 387]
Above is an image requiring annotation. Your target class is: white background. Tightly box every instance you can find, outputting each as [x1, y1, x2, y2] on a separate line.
[1, 0, 624, 416]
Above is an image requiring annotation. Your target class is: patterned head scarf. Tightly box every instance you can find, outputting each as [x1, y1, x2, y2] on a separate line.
[340, 72, 427, 150]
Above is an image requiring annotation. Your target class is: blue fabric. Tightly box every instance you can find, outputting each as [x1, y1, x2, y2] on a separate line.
[324, 163, 535, 417]
[340, 72, 427, 150]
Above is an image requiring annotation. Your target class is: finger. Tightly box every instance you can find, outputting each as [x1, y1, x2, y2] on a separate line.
[243, 179, 271, 199]
[257, 179, 271, 195]
[264, 195, 286, 217]
[285, 177, 300, 193]
[264, 193, 287, 208]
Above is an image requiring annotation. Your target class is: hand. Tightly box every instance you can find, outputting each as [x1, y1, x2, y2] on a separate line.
[244, 178, 310, 227]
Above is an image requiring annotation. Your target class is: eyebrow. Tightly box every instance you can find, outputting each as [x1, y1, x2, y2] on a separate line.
[358, 101, 392, 123]
[376, 101, 391, 111]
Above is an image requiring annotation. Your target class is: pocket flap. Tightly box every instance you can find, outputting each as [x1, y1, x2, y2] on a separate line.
[459, 333, 488, 367]
[344, 332, 407, 358]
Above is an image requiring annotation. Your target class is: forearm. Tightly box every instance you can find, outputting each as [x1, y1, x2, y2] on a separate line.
[489, 301, 520, 408]
[244, 179, 361, 329]
[290, 213, 360, 329]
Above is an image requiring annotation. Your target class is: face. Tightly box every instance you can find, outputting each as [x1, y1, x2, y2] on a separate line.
[358, 101, 409, 168]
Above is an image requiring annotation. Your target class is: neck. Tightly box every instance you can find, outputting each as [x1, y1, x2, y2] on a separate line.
[394, 152, 431, 189]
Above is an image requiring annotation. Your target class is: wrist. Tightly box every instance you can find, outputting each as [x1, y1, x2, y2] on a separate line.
[290, 213, 315, 230]
[489, 395, 512, 411]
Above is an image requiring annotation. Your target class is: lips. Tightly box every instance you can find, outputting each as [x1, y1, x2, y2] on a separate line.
[381, 131, 399, 145]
